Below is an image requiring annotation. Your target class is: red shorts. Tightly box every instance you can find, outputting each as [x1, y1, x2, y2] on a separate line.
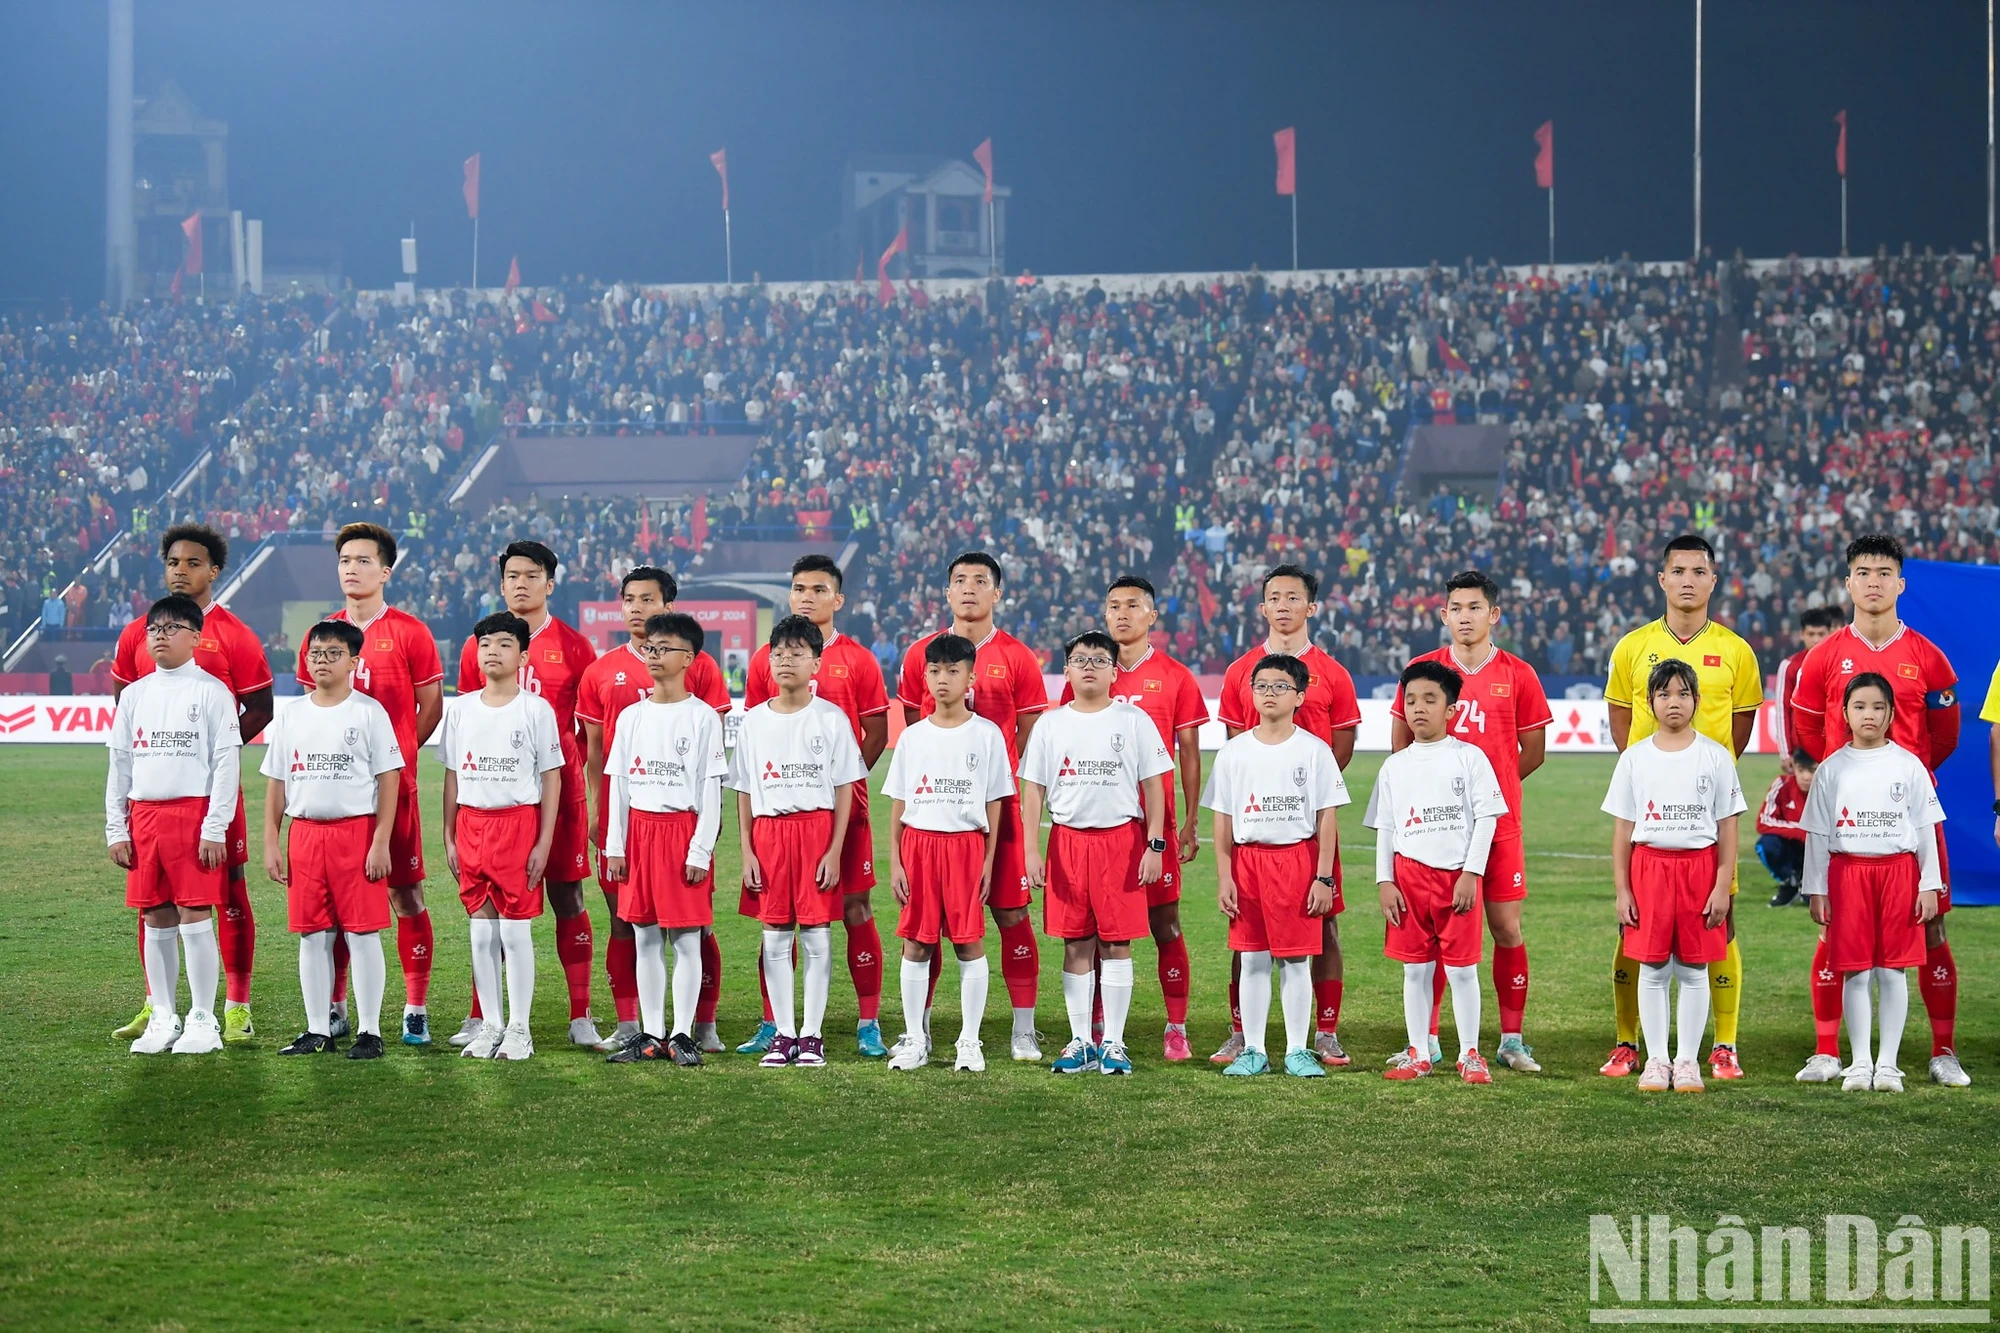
[1623, 844, 1726, 966]
[456, 804, 544, 919]
[1483, 833, 1527, 903]
[987, 793, 1031, 911]
[896, 826, 988, 946]
[1226, 840, 1329, 958]
[1383, 853, 1484, 968]
[1147, 787, 1181, 907]
[287, 816, 389, 934]
[750, 810, 840, 927]
[387, 775, 425, 889]
[840, 781, 878, 896]
[618, 809, 715, 929]
[226, 793, 250, 872]
[1827, 852, 1926, 972]
[123, 797, 228, 909]
[549, 741, 591, 885]
[1044, 822, 1148, 942]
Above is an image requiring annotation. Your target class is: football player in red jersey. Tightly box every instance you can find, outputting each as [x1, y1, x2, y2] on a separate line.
[1788, 534, 1968, 1087]
[449, 541, 607, 1049]
[1389, 571, 1552, 1073]
[297, 523, 445, 1045]
[739, 555, 891, 1057]
[579, 565, 732, 1052]
[110, 524, 274, 1046]
[1209, 564, 1361, 1068]
[897, 551, 1051, 1061]
[1058, 576, 1208, 1060]
[1774, 607, 1841, 778]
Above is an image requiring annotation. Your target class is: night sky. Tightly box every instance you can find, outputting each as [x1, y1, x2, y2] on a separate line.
[1, 1, 1993, 302]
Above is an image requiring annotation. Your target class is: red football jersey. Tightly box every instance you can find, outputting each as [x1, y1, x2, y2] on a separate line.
[115, 601, 273, 700]
[745, 629, 890, 743]
[1390, 644, 1552, 842]
[295, 605, 444, 785]
[1792, 622, 1956, 769]
[1058, 645, 1209, 751]
[576, 639, 733, 849]
[1756, 773, 1808, 838]
[897, 627, 1050, 770]
[457, 614, 598, 739]
[1216, 642, 1361, 747]
[1775, 650, 1808, 758]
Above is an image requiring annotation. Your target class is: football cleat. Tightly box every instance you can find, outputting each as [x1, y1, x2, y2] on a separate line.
[460, 1021, 504, 1059]
[1050, 1039, 1099, 1074]
[401, 1010, 431, 1046]
[1930, 1050, 1972, 1087]
[278, 1031, 335, 1056]
[1457, 1049, 1492, 1085]
[887, 1035, 931, 1071]
[130, 1012, 182, 1055]
[1707, 1044, 1744, 1080]
[737, 1021, 778, 1055]
[1098, 1040, 1133, 1076]
[1768, 881, 1801, 908]
[1599, 1042, 1640, 1077]
[856, 1019, 889, 1058]
[346, 1033, 385, 1061]
[1672, 1058, 1706, 1093]
[113, 1003, 153, 1041]
[1872, 1065, 1906, 1093]
[495, 1023, 535, 1061]
[1427, 1034, 1444, 1065]
[596, 1020, 640, 1054]
[794, 1036, 827, 1068]
[1636, 1057, 1673, 1091]
[693, 1021, 725, 1054]
[1313, 1031, 1350, 1067]
[568, 1017, 606, 1049]
[328, 1009, 351, 1040]
[759, 1036, 796, 1068]
[606, 1034, 670, 1064]
[1495, 1036, 1541, 1073]
[447, 1015, 484, 1048]
[1209, 1031, 1247, 1066]
[1795, 1053, 1844, 1083]
[668, 1033, 704, 1067]
[954, 1038, 985, 1072]
[1220, 1049, 1271, 1077]
[171, 1010, 223, 1055]
[1162, 1025, 1192, 1062]
[222, 1004, 255, 1045]
[1840, 1062, 1874, 1092]
[1383, 1047, 1433, 1081]
[1283, 1048, 1326, 1078]
[1010, 1029, 1044, 1062]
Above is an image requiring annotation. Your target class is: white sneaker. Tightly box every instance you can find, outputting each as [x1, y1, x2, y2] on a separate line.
[887, 1034, 930, 1071]
[1010, 1029, 1043, 1062]
[496, 1023, 535, 1061]
[568, 1017, 604, 1048]
[130, 1011, 182, 1055]
[1670, 1057, 1704, 1093]
[1872, 1065, 1905, 1092]
[460, 1021, 504, 1059]
[1930, 1050, 1972, 1087]
[953, 1038, 985, 1072]
[171, 1010, 223, 1055]
[597, 1020, 639, 1053]
[447, 1016, 483, 1048]
[1635, 1057, 1673, 1091]
[693, 1021, 725, 1054]
[1840, 1061, 1874, 1092]
[1795, 1053, 1845, 1083]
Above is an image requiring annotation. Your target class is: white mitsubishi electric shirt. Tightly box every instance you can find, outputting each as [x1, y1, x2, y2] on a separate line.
[1800, 742, 1944, 859]
[259, 692, 404, 820]
[1364, 736, 1507, 876]
[727, 697, 869, 818]
[883, 714, 1017, 833]
[1201, 726, 1350, 845]
[437, 689, 565, 809]
[604, 696, 730, 861]
[1019, 700, 1174, 828]
[1600, 734, 1747, 849]
[104, 659, 242, 845]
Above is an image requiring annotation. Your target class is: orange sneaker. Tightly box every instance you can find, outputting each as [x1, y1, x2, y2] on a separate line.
[1708, 1045, 1744, 1080]
[1383, 1046, 1433, 1081]
[1599, 1042, 1640, 1077]
[1457, 1049, 1492, 1084]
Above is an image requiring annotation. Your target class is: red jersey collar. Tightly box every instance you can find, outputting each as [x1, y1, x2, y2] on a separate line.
[1844, 620, 1907, 652]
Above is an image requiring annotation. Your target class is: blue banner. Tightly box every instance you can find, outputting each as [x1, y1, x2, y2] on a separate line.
[1901, 559, 2000, 907]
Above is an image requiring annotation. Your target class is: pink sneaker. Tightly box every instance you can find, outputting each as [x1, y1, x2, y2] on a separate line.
[1162, 1027, 1192, 1062]
[1636, 1057, 1673, 1091]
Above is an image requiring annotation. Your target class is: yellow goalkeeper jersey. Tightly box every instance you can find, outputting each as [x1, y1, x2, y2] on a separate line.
[1604, 617, 1763, 750]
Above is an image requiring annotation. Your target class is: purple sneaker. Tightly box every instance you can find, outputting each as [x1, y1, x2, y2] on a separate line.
[759, 1036, 796, 1068]
[794, 1035, 827, 1067]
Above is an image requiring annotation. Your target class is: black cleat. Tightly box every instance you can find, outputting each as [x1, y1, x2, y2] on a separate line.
[606, 1033, 670, 1064]
[1768, 881, 1801, 908]
[668, 1032, 705, 1067]
[346, 1032, 386, 1060]
[279, 1031, 335, 1056]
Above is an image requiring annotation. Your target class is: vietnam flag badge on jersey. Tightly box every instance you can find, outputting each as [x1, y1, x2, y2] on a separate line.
[1704, 655, 1722, 667]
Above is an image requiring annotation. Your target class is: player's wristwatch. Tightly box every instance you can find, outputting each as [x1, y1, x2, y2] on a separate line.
[1992, 799, 2000, 815]
[1315, 874, 1338, 888]
[1147, 837, 1168, 853]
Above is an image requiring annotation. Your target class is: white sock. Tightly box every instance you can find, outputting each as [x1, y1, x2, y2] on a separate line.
[1277, 956, 1313, 1053]
[1012, 1006, 1036, 1039]
[1672, 958, 1709, 1065]
[900, 957, 930, 1045]
[468, 919, 504, 1027]
[298, 931, 334, 1036]
[799, 926, 831, 1039]
[1061, 968, 1095, 1045]
[1401, 961, 1434, 1056]
[762, 930, 796, 1038]
[1843, 971, 1874, 1069]
[632, 924, 667, 1038]
[345, 931, 386, 1037]
[1238, 950, 1274, 1054]
[143, 925, 180, 1018]
[497, 918, 535, 1030]
[1638, 961, 1672, 1062]
[1874, 967, 1908, 1072]
[180, 919, 219, 1018]
[668, 928, 702, 1038]
[958, 955, 989, 1045]
[1445, 963, 1482, 1058]
[1099, 955, 1134, 1049]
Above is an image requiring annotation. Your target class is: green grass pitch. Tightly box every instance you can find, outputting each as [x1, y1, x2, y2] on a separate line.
[3, 745, 1996, 1329]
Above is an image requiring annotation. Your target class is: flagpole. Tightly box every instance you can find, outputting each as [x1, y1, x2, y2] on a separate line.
[1290, 191, 1298, 272]
[471, 216, 479, 291]
[1548, 184, 1555, 266]
[987, 196, 997, 275]
[723, 207, 733, 285]
[1841, 176, 1848, 256]
[1693, 0, 1703, 258]
[1989, 0, 1995, 255]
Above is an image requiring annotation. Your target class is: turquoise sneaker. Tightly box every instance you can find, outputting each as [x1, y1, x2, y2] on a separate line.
[1428, 1034, 1444, 1065]
[1221, 1049, 1271, 1077]
[401, 1010, 432, 1046]
[856, 1019, 888, 1058]
[1495, 1035, 1541, 1073]
[1098, 1040, 1133, 1075]
[736, 1021, 777, 1055]
[1050, 1038, 1099, 1074]
[1284, 1048, 1326, 1078]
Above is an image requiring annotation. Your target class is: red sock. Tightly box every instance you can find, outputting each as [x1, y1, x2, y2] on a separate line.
[1921, 941, 1959, 1056]
[926, 946, 944, 1010]
[1315, 978, 1343, 1034]
[1810, 938, 1842, 1057]
[999, 919, 1039, 1009]
[331, 931, 350, 1004]
[757, 949, 774, 1023]
[696, 931, 721, 1024]
[1091, 955, 1105, 1028]
[1229, 979, 1242, 1033]
[469, 989, 481, 1020]
[218, 875, 255, 1005]
[847, 918, 883, 1022]
[397, 911, 434, 1008]
[1426, 960, 1445, 1036]
[607, 934, 638, 1025]
[1494, 943, 1529, 1035]
[1157, 935, 1191, 1025]
[555, 911, 593, 1020]
[137, 916, 149, 996]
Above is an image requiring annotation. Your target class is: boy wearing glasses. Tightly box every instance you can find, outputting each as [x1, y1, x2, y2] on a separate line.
[106, 595, 244, 1055]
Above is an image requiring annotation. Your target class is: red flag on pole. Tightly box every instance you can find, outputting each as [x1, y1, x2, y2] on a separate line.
[180, 212, 203, 275]
[855, 248, 864, 284]
[689, 495, 710, 549]
[1533, 121, 1554, 189]
[1195, 572, 1219, 626]
[1835, 109, 1847, 177]
[463, 154, 481, 219]
[504, 256, 521, 294]
[1273, 127, 1296, 196]
[531, 298, 556, 322]
[710, 148, 729, 210]
[877, 225, 909, 305]
[637, 503, 655, 555]
[1436, 336, 1470, 373]
[973, 138, 995, 203]
[169, 266, 183, 298]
